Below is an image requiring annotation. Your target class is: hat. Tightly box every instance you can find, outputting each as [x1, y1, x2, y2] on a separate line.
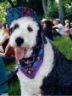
[56, 18, 60, 23]
[6, 7, 39, 25]
[41, 18, 48, 23]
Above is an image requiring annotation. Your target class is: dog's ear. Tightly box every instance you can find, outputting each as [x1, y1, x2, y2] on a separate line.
[36, 24, 47, 45]
[9, 23, 19, 35]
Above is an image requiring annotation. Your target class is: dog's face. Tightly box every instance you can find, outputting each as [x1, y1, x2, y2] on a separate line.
[9, 17, 41, 58]
[9, 17, 39, 48]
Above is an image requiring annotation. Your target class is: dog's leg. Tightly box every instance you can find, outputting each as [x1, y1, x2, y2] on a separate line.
[20, 81, 41, 96]
[19, 81, 31, 96]
[21, 91, 30, 96]
[17, 72, 31, 96]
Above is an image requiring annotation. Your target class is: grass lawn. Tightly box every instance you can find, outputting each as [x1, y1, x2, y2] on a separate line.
[53, 36, 72, 60]
[6, 62, 20, 95]
[6, 36, 72, 95]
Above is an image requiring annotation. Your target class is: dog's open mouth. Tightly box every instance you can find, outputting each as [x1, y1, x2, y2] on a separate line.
[15, 47, 27, 61]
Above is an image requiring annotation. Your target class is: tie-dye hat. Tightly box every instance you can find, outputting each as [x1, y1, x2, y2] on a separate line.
[6, 7, 39, 25]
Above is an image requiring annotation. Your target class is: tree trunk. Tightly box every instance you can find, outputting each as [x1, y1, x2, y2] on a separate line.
[42, 0, 51, 18]
[42, 0, 48, 18]
[47, 0, 51, 19]
[58, 0, 64, 24]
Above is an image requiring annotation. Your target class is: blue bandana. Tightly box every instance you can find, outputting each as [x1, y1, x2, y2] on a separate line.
[18, 45, 44, 79]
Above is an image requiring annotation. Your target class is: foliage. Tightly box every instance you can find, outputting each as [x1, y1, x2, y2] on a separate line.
[6, 62, 20, 95]
[0, 0, 72, 22]
[8, 78, 20, 95]
[64, 0, 72, 4]
[64, 5, 72, 21]
[46, 0, 72, 21]
[0, 0, 17, 24]
[0, 1, 7, 24]
[48, 3, 58, 19]
[53, 36, 72, 60]
[0, 0, 13, 24]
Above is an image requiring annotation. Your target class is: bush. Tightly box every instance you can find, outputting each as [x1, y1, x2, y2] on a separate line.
[48, 3, 58, 19]
[65, 6, 72, 21]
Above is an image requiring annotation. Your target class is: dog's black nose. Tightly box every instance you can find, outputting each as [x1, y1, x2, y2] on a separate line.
[15, 37, 24, 46]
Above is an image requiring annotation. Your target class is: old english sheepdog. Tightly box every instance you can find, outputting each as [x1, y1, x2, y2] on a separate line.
[9, 16, 72, 96]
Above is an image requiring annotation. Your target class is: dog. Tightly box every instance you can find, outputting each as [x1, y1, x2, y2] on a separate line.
[9, 16, 72, 96]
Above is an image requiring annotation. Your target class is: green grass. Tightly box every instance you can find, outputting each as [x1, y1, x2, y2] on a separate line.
[6, 62, 20, 95]
[53, 36, 72, 60]
[8, 79, 20, 95]
[6, 36, 72, 95]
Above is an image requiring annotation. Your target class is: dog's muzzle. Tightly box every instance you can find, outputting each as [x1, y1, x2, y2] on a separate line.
[15, 37, 24, 46]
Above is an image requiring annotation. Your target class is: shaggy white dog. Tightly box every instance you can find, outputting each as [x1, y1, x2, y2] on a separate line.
[9, 16, 72, 96]
[9, 17, 54, 96]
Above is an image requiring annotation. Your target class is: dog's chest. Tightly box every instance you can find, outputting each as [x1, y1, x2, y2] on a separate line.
[17, 42, 54, 94]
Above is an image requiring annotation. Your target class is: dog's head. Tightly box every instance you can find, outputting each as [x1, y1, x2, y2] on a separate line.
[9, 17, 43, 58]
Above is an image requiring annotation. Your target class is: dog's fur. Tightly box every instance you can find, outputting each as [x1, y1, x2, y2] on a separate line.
[9, 17, 72, 96]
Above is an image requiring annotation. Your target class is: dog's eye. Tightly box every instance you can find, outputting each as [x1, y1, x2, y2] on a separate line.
[27, 26, 33, 32]
[14, 23, 19, 29]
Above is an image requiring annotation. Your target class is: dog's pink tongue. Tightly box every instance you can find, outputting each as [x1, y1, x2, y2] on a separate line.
[15, 47, 25, 62]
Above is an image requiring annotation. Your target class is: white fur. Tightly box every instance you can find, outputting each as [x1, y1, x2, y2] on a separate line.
[9, 17, 54, 96]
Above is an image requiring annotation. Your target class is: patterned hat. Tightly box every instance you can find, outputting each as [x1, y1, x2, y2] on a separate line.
[6, 7, 39, 25]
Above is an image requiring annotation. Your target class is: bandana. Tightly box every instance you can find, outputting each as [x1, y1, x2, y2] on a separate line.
[18, 45, 44, 79]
